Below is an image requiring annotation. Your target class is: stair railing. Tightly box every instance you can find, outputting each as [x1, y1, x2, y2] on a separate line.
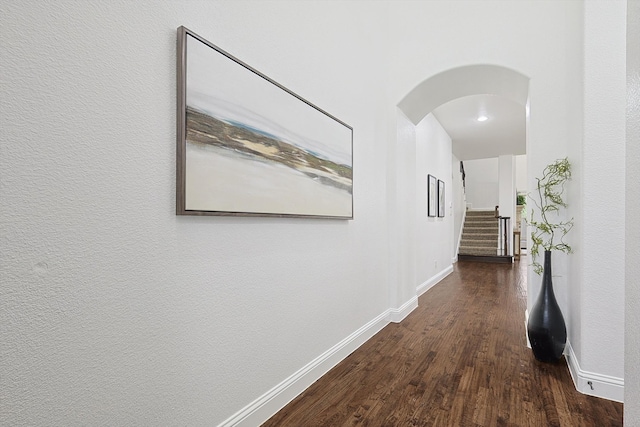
[498, 216, 511, 256]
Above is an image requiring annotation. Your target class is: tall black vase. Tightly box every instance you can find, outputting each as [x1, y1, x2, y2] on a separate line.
[527, 250, 567, 362]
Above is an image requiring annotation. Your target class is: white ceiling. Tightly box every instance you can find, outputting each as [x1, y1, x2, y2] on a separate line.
[432, 94, 526, 161]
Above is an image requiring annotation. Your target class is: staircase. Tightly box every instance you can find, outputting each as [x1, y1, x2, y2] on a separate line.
[458, 210, 510, 263]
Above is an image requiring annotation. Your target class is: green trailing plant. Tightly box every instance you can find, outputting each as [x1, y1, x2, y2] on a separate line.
[517, 193, 527, 222]
[528, 158, 574, 275]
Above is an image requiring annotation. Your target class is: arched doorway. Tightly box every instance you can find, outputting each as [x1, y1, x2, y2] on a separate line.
[389, 64, 530, 313]
[398, 64, 529, 125]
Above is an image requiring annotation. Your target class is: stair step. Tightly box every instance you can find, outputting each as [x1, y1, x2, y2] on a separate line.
[458, 254, 513, 264]
[460, 239, 497, 248]
[461, 233, 497, 240]
[462, 227, 498, 238]
[459, 247, 500, 256]
[464, 222, 498, 228]
[459, 210, 504, 262]
[466, 211, 496, 215]
[465, 216, 498, 221]
[465, 210, 496, 217]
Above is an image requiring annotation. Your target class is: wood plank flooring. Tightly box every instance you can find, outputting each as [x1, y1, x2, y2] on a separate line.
[262, 260, 623, 426]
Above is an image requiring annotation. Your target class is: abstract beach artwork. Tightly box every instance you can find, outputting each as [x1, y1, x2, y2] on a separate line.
[176, 27, 353, 218]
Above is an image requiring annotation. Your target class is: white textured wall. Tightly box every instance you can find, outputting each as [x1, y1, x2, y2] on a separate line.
[515, 154, 527, 193]
[580, 0, 626, 380]
[415, 114, 453, 283]
[391, 110, 418, 307]
[564, 0, 585, 377]
[1, 1, 393, 425]
[627, 0, 640, 420]
[464, 158, 499, 210]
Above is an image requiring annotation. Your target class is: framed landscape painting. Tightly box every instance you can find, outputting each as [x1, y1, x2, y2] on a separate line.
[427, 174, 437, 217]
[176, 26, 353, 218]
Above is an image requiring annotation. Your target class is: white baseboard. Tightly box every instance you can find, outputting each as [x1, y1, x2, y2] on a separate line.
[217, 310, 391, 427]
[565, 341, 624, 403]
[524, 314, 623, 403]
[218, 264, 455, 426]
[417, 265, 454, 297]
[390, 265, 455, 323]
[386, 296, 418, 323]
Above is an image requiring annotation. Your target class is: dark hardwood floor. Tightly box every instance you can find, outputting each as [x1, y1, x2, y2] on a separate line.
[263, 260, 623, 426]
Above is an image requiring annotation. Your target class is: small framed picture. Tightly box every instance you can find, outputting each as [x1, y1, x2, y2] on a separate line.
[438, 179, 445, 217]
[427, 174, 437, 217]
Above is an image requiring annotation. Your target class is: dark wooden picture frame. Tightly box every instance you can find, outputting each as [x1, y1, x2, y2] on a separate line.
[176, 26, 353, 218]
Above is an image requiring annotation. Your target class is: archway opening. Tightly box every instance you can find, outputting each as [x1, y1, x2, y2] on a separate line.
[393, 64, 530, 296]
